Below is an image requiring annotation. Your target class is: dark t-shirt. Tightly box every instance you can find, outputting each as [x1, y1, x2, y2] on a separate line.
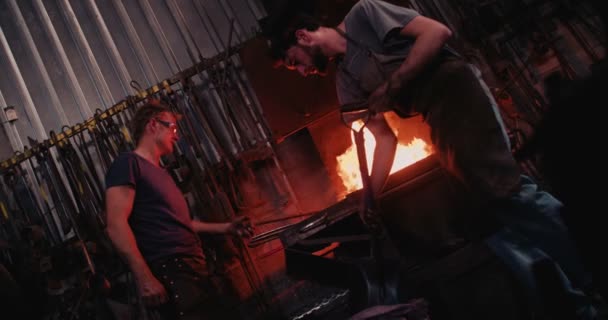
[105, 152, 204, 263]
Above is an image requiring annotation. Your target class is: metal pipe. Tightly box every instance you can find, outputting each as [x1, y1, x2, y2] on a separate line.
[248, 223, 298, 246]
[58, 0, 113, 107]
[8, 0, 70, 126]
[169, 0, 247, 154]
[206, 5, 271, 142]
[213, 23, 250, 150]
[138, 0, 182, 73]
[172, 96, 214, 163]
[222, 62, 302, 212]
[0, 90, 23, 152]
[26, 157, 64, 244]
[85, 0, 133, 96]
[182, 81, 233, 162]
[165, 0, 200, 64]
[181, 5, 248, 154]
[200, 2, 301, 212]
[34, 0, 93, 119]
[0, 25, 47, 140]
[203, 12, 244, 152]
[254, 212, 317, 226]
[192, 0, 223, 54]
[195, 2, 237, 127]
[227, 63, 271, 141]
[220, 78, 257, 147]
[193, 5, 244, 152]
[190, 3, 244, 154]
[140, 0, 242, 165]
[194, 1, 226, 49]
[110, 0, 159, 85]
[271, 155, 302, 213]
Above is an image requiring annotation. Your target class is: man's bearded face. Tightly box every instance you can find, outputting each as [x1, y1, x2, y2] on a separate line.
[285, 45, 329, 76]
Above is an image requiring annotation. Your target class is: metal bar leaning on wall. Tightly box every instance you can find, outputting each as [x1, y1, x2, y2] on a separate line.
[73, 130, 105, 203]
[160, 83, 262, 292]
[207, 22, 253, 152]
[191, 2, 245, 156]
[15, 158, 63, 246]
[193, 5, 302, 214]
[179, 76, 231, 172]
[26, 153, 66, 244]
[166, 62, 271, 316]
[0, 181, 21, 247]
[30, 139, 81, 236]
[176, 35, 252, 171]
[159, 6, 274, 311]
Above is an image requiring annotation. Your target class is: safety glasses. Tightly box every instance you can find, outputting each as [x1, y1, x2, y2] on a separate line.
[155, 118, 178, 134]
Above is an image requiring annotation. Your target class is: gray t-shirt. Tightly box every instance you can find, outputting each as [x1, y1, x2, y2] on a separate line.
[336, 0, 454, 109]
[105, 152, 204, 263]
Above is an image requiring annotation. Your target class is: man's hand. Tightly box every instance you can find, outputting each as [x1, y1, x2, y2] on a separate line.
[358, 197, 382, 233]
[368, 15, 452, 115]
[136, 272, 168, 307]
[368, 73, 405, 115]
[226, 216, 254, 238]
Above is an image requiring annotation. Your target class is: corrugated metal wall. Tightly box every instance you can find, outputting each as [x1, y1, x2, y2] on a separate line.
[0, 0, 266, 160]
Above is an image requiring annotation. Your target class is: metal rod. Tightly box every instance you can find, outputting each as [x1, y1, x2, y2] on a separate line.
[227, 64, 271, 141]
[164, 0, 198, 65]
[254, 212, 317, 226]
[192, 0, 223, 53]
[137, 0, 182, 73]
[194, 3, 243, 153]
[34, 0, 94, 119]
[171, 3, 245, 153]
[85, 0, 133, 96]
[110, 0, 159, 85]
[195, 1, 226, 49]
[58, 0, 114, 107]
[0, 25, 48, 140]
[8, 0, 70, 126]
[248, 223, 298, 246]
[271, 155, 303, 213]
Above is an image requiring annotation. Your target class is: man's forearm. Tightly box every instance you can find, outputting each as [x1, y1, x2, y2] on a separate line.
[107, 221, 153, 280]
[365, 114, 398, 196]
[391, 31, 451, 88]
[371, 133, 398, 196]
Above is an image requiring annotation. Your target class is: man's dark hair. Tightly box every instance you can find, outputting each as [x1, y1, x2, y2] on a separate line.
[130, 101, 175, 145]
[266, 13, 322, 64]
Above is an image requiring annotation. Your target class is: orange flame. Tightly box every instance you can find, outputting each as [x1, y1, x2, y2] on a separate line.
[336, 121, 432, 198]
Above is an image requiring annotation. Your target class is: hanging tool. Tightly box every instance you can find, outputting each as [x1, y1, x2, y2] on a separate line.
[26, 144, 69, 243]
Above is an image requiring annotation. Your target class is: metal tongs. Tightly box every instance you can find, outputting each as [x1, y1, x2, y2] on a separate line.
[340, 101, 401, 305]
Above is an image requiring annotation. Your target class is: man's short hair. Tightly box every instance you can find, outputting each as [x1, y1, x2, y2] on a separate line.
[130, 101, 177, 145]
[266, 14, 322, 66]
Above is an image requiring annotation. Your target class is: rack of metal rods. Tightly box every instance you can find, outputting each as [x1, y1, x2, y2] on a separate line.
[0, 39, 289, 317]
